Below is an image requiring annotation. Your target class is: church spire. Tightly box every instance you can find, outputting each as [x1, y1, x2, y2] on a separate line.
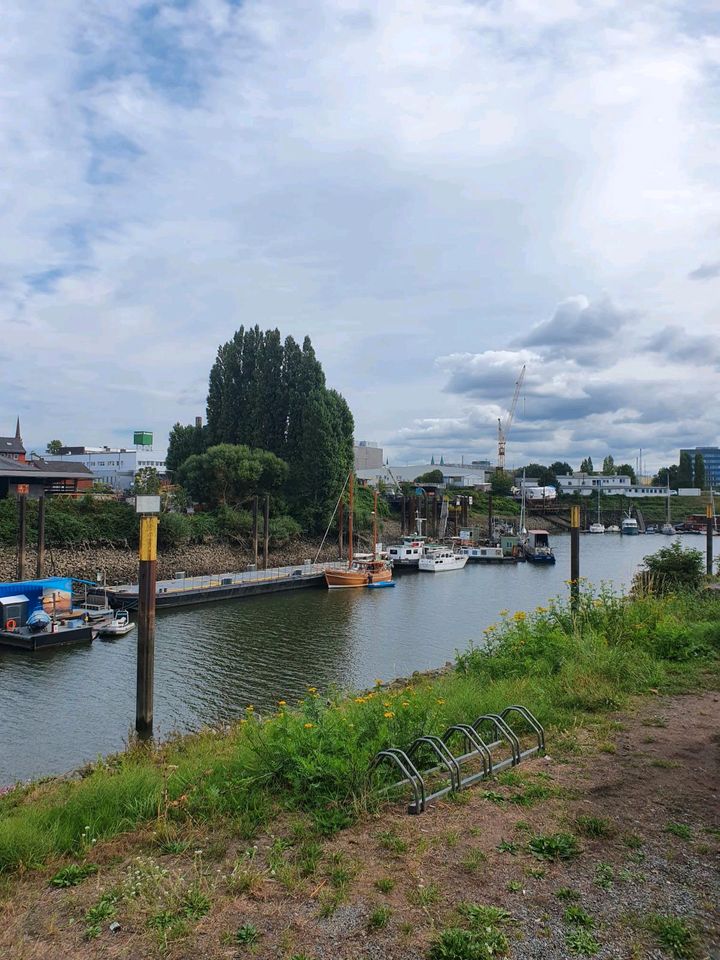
[15, 417, 20, 440]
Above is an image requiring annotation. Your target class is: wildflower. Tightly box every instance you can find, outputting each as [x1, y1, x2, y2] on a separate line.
[436, 698, 446, 706]
[374, 678, 383, 686]
[239, 718, 247, 725]
[512, 610, 526, 622]
[499, 608, 509, 616]
[278, 700, 286, 706]
[384, 712, 395, 719]
[304, 722, 314, 729]
[307, 686, 317, 694]
[402, 701, 410, 708]
[383, 701, 392, 708]
[354, 697, 366, 704]
[245, 705, 254, 712]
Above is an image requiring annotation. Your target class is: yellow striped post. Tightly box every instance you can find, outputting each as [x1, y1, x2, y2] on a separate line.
[707, 503, 714, 577]
[570, 504, 580, 610]
[136, 514, 159, 739]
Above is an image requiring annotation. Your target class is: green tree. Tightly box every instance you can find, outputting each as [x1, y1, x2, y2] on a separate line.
[579, 457, 594, 474]
[677, 451, 693, 488]
[415, 469, 444, 484]
[204, 327, 353, 532]
[491, 471, 514, 496]
[45, 440, 63, 455]
[166, 421, 208, 475]
[653, 465, 679, 487]
[515, 463, 554, 486]
[602, 454, 615, 474]
[179, 444, 288, 508]
[132, 467, 161, 495]
[693, 452, 705, 489]
[615, 463, 637, 484]
[548, 460, 573, 481]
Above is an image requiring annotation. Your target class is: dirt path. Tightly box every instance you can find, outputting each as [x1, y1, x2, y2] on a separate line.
[2, 690, 718, 960]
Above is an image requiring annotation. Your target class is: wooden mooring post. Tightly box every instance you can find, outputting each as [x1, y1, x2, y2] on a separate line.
[252, 496, 259, 567]
[338, 499, 344, 558]
[36, 495, 46, 579]
[136, 506, 159, 739]
[707, 504, 714, 576]
[570, 504, 580, 610]
[263, 494, 270, 570]
[16, 489, 27, 581]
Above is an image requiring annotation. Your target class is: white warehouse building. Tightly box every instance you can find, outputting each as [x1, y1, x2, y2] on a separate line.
[556, 474, 677, 497]
[45, 445, 168, 491]
[356, 464, 491, 489]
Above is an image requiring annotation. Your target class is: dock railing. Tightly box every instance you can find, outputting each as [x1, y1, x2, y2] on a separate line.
[110, 561, 348, 597]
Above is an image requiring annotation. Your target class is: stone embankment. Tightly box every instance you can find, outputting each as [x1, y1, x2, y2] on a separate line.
[0, 540, 344, 586]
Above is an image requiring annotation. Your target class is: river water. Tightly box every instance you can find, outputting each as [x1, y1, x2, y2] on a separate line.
[0, 533, 710, 785]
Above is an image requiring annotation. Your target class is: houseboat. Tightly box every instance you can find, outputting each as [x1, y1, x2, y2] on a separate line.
[418, 549, 468, 572]
[386, 534, 427, 568]
[523, 530, 556, 564]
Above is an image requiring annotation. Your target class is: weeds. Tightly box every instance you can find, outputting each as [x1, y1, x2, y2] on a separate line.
[368, 906, 392, 931]
[374, 876, 395, 893]
[409, 882, 440, 907]
[377, 830, 409, 854]
[555, 887, 580, 901]
[575, 816, 611, 838]
[235, 923, 260, 945]
[565, 928, 600, 955]
[665, 822, 693, 840]
[594, 863, 614, 889]
[564, 907, 595, 927]
[458, 903, 514, 927]
[49, 862, 98, 887]
[528, 833, 580, 861]
[429, 926, 509, 959]
[647, 915, 700, 958]
[460, 850, 487, 873]
[497, 839, 519, 854]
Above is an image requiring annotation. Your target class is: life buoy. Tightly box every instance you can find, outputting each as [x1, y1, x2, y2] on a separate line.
[5, 619, 16, 631]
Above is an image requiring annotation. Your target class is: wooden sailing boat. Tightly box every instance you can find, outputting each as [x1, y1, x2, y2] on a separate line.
[324, 476, 393, 588]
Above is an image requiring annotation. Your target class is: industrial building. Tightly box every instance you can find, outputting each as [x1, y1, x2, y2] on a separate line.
[680, 447, 720, 487]
[45, 432, 167, 491]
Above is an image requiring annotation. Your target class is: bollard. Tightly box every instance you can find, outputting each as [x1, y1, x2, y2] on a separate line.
[570, 504, 580, 610]
[263, 494, 270, 570]
[136, 512, 159, 739]
[36, 495, 46, 579]
[17, 492, 27, 581]
[707, 504, 714, 577]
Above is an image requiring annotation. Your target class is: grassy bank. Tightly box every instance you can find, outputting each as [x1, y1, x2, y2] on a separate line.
[1, 585, 718, 880]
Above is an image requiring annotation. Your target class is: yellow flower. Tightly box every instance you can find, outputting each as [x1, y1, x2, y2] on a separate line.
[245, 705, 254, 712]
[436, 698, 446, 706]
[402, 701, 410, 708]
[383, 701, 392, 708]
[278, 700, 286, 706]
[307, 686, 317, 693]
[384, 711, 395, 719]
[374, 678, 383, 686]
[304, 722, 314, 729]
[354, 697, 366, 704]
[512, 610, 526, 622]
[499, 608, 509, 616]
[239, 718, 247, 725]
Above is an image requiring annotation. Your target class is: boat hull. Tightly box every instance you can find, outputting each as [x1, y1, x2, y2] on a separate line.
[325, 568, 393, 589]
[418, 556, 468, 572]
[0, 623, 95, 651]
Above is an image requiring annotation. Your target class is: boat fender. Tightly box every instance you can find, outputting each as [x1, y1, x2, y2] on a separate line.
[5, 619, 16, 631]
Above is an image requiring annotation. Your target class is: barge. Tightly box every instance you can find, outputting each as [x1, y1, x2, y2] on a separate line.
[105, 562, 346, 610]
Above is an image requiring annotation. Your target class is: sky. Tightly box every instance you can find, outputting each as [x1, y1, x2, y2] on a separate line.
[2, 0, 720, 474]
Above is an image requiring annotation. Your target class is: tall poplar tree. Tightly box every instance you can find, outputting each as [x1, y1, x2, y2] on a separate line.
[693, 452, 705, 489]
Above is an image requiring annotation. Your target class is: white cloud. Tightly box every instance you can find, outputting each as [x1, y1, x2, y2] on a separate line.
[0, 0, 719, 469]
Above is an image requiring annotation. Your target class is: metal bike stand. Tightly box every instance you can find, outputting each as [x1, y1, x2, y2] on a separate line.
[371, 748, 427, 814]
[499, 705, 545, 759]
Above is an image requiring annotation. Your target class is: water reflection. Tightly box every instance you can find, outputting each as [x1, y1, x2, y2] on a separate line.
[0, 534, 708, 784]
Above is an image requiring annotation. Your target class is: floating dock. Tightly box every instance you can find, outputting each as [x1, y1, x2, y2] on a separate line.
[105, 562, 347, 610]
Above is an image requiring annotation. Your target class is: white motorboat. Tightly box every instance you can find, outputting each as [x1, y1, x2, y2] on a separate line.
[386, 535, 427, 568]
[98, 610, 135, 637]
[661, 522, 676, 536]
[607, 524, 621, 533]
[588, 522, 605, 534]
[621, 516, 639, 535]
[418, 549, 468, 572]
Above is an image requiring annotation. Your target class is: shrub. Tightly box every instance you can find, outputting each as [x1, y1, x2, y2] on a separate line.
[158, 512, 192, 548]
[640, 542, 705, 593]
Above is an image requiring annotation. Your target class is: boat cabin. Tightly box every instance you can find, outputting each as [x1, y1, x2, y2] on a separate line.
[0, 595, 29, 630]
[526, 530, 550, 549]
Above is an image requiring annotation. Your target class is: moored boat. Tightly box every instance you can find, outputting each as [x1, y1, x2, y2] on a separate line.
[325, 480, 393, 588]
[418, 549, 468, 572]
[386, 534, 426, 568]
[523, 530, 556, 564]
[588, 522, 606, 534]
[621, 516, 639, 535]
[607, 524, 621, 533]
[98, 610, 135, 637]
[460, 544, 507, 562]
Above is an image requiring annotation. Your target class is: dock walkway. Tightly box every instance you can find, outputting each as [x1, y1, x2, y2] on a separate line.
[105, 562, 346, 610]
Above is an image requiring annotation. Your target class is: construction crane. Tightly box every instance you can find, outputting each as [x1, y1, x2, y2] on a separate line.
[497, 363, 526, 473]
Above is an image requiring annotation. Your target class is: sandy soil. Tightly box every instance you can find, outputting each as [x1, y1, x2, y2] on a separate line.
[1, 690, 718, 960]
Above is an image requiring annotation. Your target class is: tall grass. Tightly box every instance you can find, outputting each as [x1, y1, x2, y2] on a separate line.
[0, 587, 717, 874]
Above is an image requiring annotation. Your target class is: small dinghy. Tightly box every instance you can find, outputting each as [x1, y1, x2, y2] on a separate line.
[98, 610, 135, 637]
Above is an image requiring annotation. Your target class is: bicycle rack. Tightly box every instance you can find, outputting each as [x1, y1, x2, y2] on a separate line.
[369, 704, 545, 815]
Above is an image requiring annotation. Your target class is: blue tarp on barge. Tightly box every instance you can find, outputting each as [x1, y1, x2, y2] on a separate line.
[0, 578, 73, 614]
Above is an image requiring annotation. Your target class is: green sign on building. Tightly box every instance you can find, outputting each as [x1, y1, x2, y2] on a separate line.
[133, 431, 153, 447]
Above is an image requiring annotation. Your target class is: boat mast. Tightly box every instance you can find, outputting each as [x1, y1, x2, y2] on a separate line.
[348, 471, 354, 567]
[372, 489, 378, 559]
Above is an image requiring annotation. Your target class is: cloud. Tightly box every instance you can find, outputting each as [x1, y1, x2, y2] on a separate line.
[644, 325, 720, 368]
[688, 261, 720, 280]
[0, 0, 719, 469]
